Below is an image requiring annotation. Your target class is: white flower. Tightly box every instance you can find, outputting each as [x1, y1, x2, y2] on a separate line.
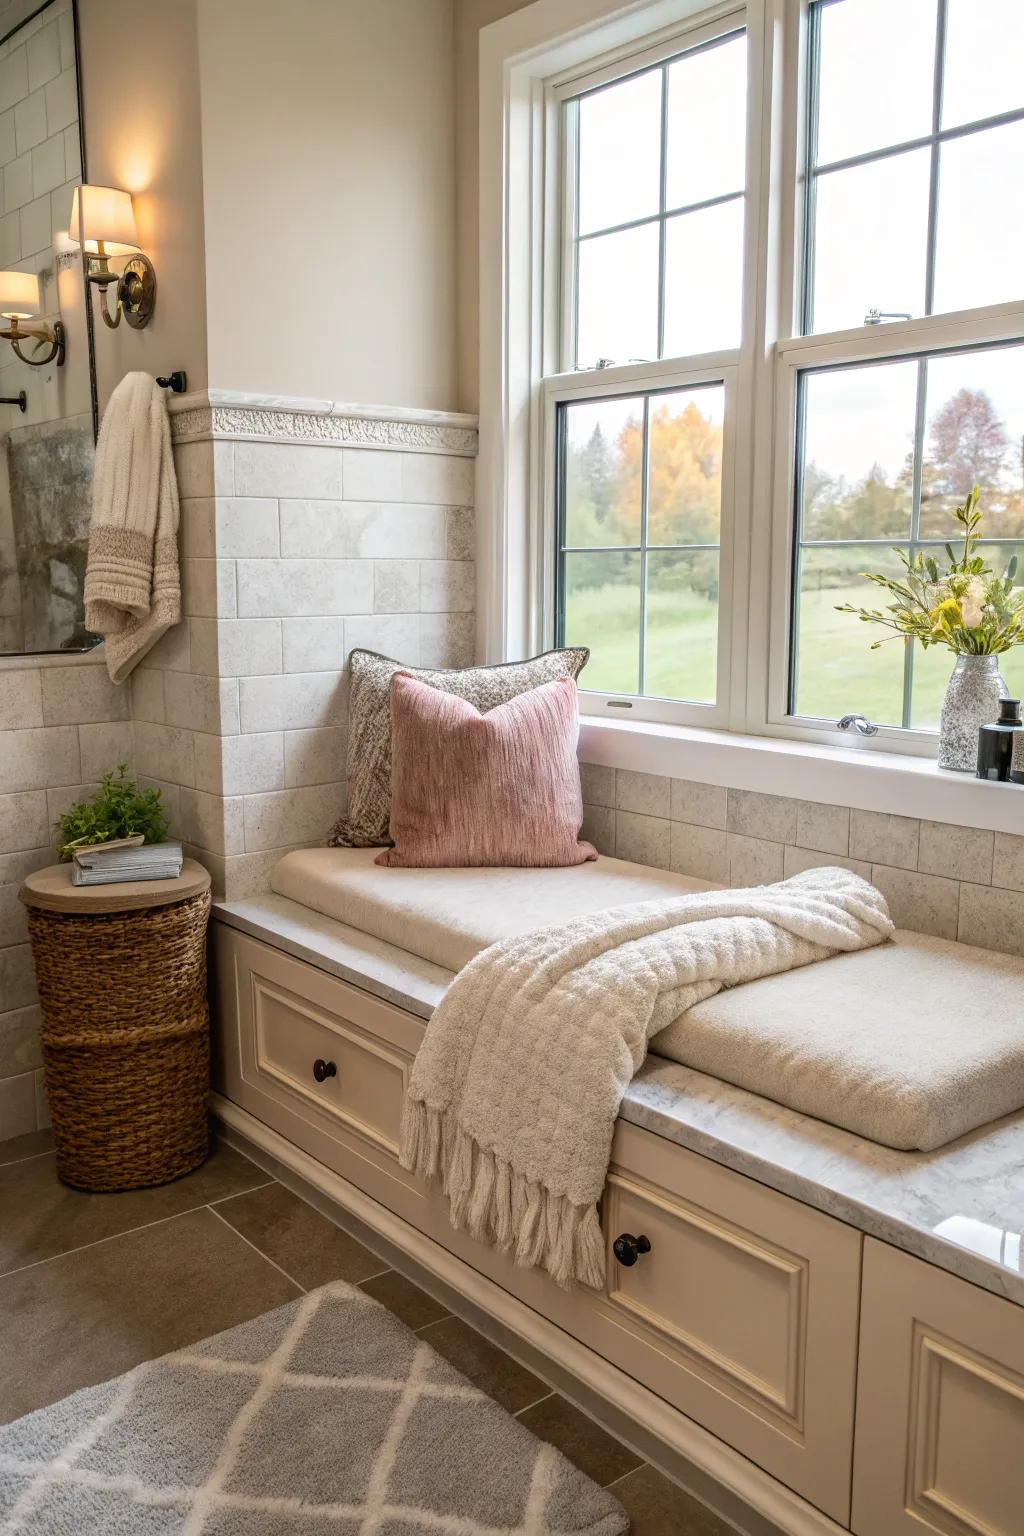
[961, 576, 986, 630]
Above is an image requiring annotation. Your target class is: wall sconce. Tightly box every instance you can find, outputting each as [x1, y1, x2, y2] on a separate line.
[0, 271, 65, 366]
[69, 185, 156, 330]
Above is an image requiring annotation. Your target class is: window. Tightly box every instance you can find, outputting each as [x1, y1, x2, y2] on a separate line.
[557, 384, 725, 701]
[804, 0, 1024, 334]
[549, 21, 748, 724]
[790, 341, 1024, 728]
[782, 0, 1024, 740]
[492, 0, 1024, 754]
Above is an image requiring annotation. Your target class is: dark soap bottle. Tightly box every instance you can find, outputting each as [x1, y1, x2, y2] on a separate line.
[977, 698, 1023, 781]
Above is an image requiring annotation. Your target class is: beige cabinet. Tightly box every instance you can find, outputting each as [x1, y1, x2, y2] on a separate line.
[853, 1239, 1024, 1536]
[585, 1121, 861, 1524]
[212, 928, 431, 1226]
[212, 922, 861, 1525]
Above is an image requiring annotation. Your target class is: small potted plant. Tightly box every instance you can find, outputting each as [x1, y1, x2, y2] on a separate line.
[837, 487, 1024, 771]
[55, 763, 168, 859]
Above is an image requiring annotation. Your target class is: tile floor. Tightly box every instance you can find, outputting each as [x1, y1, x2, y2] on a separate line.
[0, 1129, 737, 1534]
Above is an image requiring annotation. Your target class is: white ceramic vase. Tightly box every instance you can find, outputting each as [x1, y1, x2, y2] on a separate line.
[938, 654, 1010, 773]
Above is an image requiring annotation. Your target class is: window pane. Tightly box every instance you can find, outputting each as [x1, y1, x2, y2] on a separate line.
[919, 346, 1024, 538]
[662, 197, 743, 355]
[647, 385, 724, 545]
[943, 0, 1024, 129]
[646, 550, 718, 703]
[563, 551, 641, 693]
[793, 544, 908, 725]
[810, 150, 930, 333]
[815, 0, 936, 165]
[576, 222, 659, 366]
[800, 362, 917, 542]
[665, 35, 746, 210]
[909, 545, 1024, 727]
[578, 70, 663, 236]
[562, 397, 643, 547]
[933, 121, 1024, 315]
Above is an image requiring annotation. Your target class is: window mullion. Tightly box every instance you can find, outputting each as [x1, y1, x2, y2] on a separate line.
[638, 396, 651, 696]
[923, 0, 949, 318]
[656, 64, 669, 362]
[799, 0, 823, 335]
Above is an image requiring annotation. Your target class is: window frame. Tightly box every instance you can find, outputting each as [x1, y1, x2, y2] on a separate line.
[537, 2, 756, 730]
[541, 359, 740, 728]
[481, 0, 1024, 761]
[766, 300, 1024, 754]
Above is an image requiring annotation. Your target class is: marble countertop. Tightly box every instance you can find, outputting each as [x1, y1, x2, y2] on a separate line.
[215, 895, 1024, 1307]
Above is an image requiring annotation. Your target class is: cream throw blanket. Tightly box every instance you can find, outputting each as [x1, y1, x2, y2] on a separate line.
[400, 867, 893, 1289]
[84, 371, 181, 683]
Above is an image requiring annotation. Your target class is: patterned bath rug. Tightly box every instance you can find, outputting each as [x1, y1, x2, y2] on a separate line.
[0, 1279, 628, 1534]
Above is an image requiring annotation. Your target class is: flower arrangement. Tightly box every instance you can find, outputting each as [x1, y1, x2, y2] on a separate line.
[836, 487, 1024, 656]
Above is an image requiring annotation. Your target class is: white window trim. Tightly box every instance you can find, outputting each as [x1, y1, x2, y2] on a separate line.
[477, 0, 1024, 825]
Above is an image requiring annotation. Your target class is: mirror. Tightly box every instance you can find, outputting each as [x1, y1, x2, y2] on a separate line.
[0, 0, 96, 656]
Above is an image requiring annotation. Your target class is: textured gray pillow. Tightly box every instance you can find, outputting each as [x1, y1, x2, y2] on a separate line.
[330, 647, 590, 849]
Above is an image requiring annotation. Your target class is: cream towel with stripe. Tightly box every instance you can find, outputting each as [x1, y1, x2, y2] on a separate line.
[401, 867, 893, 1289]
[84, 371, 181, 683]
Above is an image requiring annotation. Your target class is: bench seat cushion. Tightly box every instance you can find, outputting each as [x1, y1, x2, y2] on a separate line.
[271, 846, 712, 972]
[270, 848, 1024, 1150]
[658, 932, 1024, 1150]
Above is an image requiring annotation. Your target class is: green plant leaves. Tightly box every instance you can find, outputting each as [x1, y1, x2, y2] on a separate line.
[55, 763, 169, 860]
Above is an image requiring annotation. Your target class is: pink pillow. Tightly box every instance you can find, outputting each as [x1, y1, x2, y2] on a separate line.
[376, 672, 597, 868]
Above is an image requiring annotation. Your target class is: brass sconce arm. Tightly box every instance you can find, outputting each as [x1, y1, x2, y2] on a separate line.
[0, 317, 66, 367]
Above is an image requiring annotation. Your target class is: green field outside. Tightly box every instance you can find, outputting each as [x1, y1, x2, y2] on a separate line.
[565, 580, 1024, 726]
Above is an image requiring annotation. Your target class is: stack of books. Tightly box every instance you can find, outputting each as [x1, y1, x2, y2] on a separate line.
[71, 837, 184, 887]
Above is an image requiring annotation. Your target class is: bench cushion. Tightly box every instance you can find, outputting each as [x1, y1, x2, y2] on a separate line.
[270, 848, 1024, 1150]
[655, 932, 1024, 1150]
[271, 847, 712, 971]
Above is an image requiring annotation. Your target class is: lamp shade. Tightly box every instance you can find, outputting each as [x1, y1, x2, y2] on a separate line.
[0, 270, 39, 319]
[69, 185, 139, 256]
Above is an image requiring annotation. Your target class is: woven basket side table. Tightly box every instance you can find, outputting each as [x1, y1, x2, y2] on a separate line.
[21, 860, 213, 1192]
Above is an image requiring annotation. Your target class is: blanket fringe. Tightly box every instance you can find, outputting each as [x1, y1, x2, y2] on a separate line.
[400, 1098, 606, 1290]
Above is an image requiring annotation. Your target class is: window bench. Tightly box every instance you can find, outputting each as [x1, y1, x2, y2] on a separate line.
[210, 861, 1024, 1536]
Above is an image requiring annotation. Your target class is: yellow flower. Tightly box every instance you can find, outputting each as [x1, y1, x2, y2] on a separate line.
[928, 597, 961, 637]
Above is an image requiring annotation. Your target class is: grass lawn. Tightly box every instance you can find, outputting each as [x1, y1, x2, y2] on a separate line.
[566, 581, 1024, 727]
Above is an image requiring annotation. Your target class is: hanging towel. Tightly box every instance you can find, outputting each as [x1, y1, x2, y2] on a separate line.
[401, 867, 894, 1290]
[84, 371, 181, 683]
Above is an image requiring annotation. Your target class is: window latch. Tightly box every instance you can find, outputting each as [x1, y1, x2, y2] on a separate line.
[837, 713, 878, 737]
[863, 308, 913, 326]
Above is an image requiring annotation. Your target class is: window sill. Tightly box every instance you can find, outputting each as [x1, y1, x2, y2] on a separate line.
[577, 715, 1024, 836]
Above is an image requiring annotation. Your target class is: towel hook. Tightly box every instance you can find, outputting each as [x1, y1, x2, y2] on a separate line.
[155, 371, 187, 393]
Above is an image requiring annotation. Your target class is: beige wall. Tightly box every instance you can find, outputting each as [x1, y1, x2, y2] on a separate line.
[196, 0, 457, 411]
[77, 0, 208, 409]
[454, 0, 531, 412]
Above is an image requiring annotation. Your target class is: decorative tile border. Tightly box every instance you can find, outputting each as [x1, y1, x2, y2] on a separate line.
[169, 391, 479, 457]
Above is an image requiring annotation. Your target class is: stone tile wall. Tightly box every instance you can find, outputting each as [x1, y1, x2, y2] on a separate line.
[581, 764, 1024, 957]
[0, 396, 478, 1139]
[139, 398, 479, 902]
[0, 660, 132, 1135]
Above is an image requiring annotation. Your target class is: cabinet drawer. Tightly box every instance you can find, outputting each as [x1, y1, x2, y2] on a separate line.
[853, 1239, 1024, 1536]
[249, 968, 409, 1157]
[213, 927, 428, 1215]
[588, 1121, 861, 1524]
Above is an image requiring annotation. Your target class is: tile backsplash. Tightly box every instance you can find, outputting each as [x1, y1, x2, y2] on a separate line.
[581, 764, 1024, 959]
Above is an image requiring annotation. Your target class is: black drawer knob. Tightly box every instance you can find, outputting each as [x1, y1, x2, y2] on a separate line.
[613, 1232, 651, 1267]
[312, 1058, 337, 1083]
